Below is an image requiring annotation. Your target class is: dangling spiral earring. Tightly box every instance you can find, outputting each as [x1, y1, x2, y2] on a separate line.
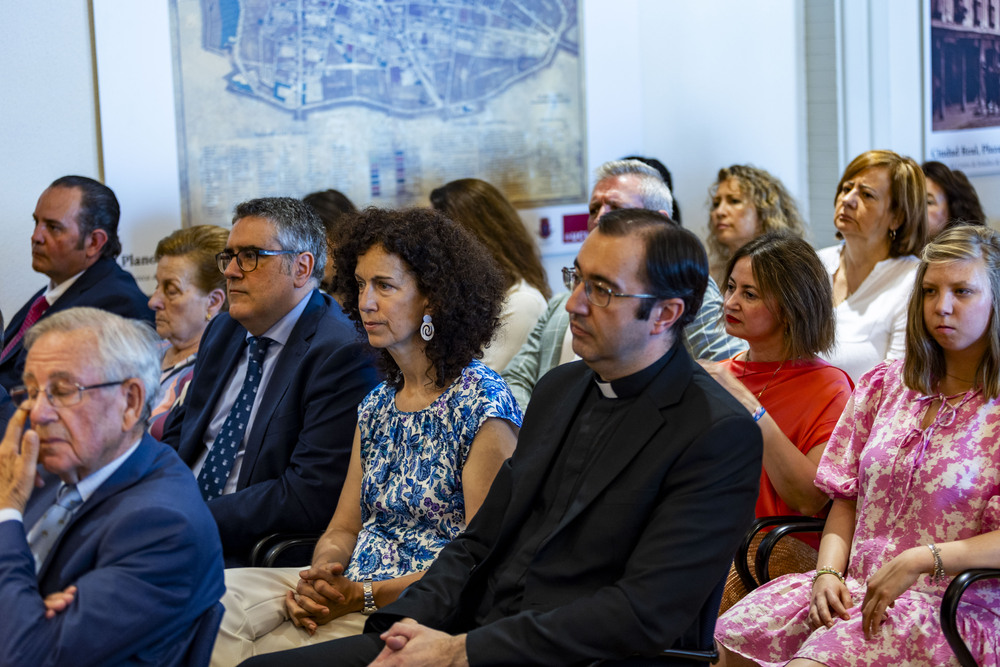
[420, 314, 435, 341]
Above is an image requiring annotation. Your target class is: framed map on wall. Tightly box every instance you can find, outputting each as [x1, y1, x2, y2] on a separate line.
[169, 0, 586, 225]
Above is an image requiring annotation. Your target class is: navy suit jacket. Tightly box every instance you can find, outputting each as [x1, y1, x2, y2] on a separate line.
[369, 346, 763, 665]
[0, 435, 224, 666]
[0, 256, 154, 389]
[161, 289, 379, 566]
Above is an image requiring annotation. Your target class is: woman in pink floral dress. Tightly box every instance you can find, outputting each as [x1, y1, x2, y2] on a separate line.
[715, 224, 1000, 666]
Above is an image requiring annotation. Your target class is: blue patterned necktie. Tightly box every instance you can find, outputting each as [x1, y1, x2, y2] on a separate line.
[198, 336, 271, 501]
[27, 484, 83, 573]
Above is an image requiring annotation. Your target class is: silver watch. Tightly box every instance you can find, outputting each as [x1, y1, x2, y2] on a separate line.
[362, 577, 377, 615]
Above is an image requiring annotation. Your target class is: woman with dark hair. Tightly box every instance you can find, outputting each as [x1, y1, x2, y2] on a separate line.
[921, 161, 986, 238]
[147, 224, 229, 438]
[707, 165, 805, 287]
[430, 178, 549, 371]
[818, 149, 928, 383]
[302, 188, 358, 296]
[700, 232, 853, 611]
[716, 225, 1000, 666]
[211, 207, 522, 665]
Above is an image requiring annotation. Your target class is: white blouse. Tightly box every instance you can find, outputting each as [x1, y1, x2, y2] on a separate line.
[816, 243, 919, 384]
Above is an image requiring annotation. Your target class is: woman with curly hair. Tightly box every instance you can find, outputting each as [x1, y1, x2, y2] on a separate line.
[430, 178, 550, 371]
[211, 207, 522, 666]
[921, 161, 987, 238]
[707, 165, 805, 286]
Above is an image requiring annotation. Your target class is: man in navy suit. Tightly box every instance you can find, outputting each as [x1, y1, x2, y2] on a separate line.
[161, 197, 378, 567]
[0, 175, 153, 390]
[0, 307, 224, 666]
[244, 209, 763, 666]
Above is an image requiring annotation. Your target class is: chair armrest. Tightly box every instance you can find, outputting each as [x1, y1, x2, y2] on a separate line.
[735, 516, 818, 592]
[754, 517, 825, 585]
[657, 646, 719, 663]
[941, 568, 1000, 667]
[250, 533, 322, 567]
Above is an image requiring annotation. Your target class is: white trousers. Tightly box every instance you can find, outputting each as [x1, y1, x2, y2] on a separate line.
[210, 566, 367, 667]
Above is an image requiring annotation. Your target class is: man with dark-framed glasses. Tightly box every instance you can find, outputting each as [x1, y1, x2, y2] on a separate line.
[160, 197, 378, 567]
[0, 307, 224, 666]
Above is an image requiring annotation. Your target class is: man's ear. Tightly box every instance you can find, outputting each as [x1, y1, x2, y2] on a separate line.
[291, 252, 316, 288]
[83, 228, 108, 259]
[649, 298, 685, 335]
[120, 378, 146, 432]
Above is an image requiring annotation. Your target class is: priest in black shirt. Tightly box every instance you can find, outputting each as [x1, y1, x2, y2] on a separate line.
[243, 208, 763, 667]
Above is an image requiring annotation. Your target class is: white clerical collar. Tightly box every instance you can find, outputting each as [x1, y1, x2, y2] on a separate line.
[595, 379, 618, 398]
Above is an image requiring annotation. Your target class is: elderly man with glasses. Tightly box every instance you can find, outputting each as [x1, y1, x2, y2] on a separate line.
[0, 307, 224, 666]
[502, 158, 745, 412]
[160, 197, 378, 567]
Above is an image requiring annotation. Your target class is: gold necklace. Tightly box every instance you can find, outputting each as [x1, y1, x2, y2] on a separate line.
[741, 351, 785, 400]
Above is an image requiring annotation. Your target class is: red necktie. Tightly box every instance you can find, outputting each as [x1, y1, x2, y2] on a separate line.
[1, 295, 50, 361]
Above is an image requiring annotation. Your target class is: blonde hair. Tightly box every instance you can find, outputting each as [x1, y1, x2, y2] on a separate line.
[903, 225, 1000, 398]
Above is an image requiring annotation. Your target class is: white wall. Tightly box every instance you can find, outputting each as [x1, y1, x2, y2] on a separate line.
[0, 1, 102, 322]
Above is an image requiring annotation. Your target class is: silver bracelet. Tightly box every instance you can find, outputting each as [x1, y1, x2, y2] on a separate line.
[927, 543, 946, 583]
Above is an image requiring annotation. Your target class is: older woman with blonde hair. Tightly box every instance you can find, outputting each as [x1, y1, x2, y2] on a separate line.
[147, 224, 228, 438]
[817, 149, 927, 382]
[707, 164, 805, 286]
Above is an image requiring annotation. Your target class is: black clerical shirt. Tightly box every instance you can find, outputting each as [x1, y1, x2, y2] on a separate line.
[475, 349, 675, 624]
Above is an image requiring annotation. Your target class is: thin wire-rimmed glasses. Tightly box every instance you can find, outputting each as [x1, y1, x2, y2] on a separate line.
[11, 379, 129, 409]
[216, 248, 302, 273]
[562, 267, 657, 308]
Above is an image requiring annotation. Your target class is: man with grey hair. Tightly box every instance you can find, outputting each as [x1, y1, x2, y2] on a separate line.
[161, 197, 378, 567]
[502, 159, 746, 411]
[0, 307, 224, 665]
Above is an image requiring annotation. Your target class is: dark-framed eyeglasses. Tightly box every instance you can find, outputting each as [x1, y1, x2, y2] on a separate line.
[216, 248, 302, 273]
[561, 267, 657, 308]
[11, 379, 129, 409]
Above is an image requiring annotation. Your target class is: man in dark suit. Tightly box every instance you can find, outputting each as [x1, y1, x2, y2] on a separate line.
[0, 175, 153, 390]
[244, 209, 763, 666]
[0, 307, 224, 666]
[161, 197, 378, 567]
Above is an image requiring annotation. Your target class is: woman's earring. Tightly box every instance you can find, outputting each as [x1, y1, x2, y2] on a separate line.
[420, 314, 435, 341]
[889, 227, 897, 241]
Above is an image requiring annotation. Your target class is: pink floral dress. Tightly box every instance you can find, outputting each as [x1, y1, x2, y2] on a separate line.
[715, 360, 1000, 666]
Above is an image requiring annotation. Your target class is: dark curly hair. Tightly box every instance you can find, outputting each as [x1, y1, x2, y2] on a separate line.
[334, 207, 505, 389]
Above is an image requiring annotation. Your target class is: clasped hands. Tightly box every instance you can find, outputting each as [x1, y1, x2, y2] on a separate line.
[808, 547, 929, 640]
[286, 561, 363, 634]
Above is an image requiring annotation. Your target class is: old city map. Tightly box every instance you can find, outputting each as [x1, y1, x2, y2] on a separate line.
[169, 0, 584, 224]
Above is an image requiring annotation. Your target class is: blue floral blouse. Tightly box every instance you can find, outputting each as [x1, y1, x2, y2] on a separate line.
[345, 360, 522, 581]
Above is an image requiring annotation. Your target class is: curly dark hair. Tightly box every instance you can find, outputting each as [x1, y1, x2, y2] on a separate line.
[333, 207, 505, 389]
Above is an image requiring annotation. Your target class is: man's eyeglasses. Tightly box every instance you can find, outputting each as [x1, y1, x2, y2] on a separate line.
[562, 267, 657, 308]
[216, 248, 302, 273]
[11, 379, 129, 409]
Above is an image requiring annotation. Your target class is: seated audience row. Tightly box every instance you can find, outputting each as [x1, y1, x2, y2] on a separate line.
[4, 150, 997, 666]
